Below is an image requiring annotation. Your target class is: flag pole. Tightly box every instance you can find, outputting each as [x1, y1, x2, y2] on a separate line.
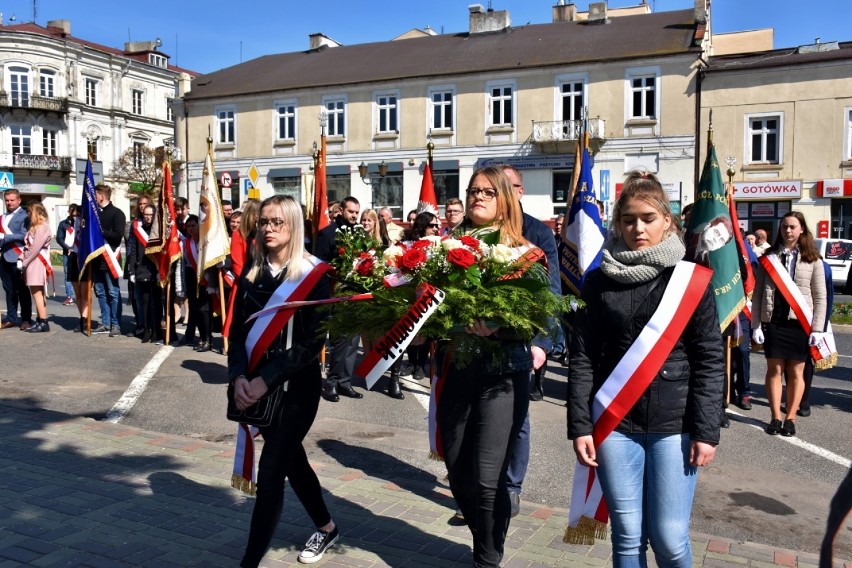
[218, 269, 228, 354]
[86, 264, 92, 336]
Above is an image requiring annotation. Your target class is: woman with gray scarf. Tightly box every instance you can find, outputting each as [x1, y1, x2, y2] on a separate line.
[568, 171, 724, 567]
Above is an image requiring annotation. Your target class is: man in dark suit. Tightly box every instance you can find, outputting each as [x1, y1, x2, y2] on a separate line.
[91, 185, 126, 337]
[501, 165, 561, 518]
[0, 189, 32, 329]
[313, 196, 364, 402]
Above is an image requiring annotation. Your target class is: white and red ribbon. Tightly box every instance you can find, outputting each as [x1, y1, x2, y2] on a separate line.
[565, 261, 712, 544]
[103, 245, 122, 279]
[355, 284, 446, 390]
[133, 219, 149, 247]
[759, 253, 837, 367]
[64, 226, 75, 249]
[231, 423, 260, 495]
[0, 210, 24, 257]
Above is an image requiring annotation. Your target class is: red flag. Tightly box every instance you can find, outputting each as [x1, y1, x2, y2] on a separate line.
[311, 134, 329, 238]
[417, 160, 438, 216]
[727, 183, 754, 299]
[147, 161, 182, 283]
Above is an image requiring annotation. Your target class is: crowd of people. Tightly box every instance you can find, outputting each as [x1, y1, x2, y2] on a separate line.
[0, 166, 843, 567]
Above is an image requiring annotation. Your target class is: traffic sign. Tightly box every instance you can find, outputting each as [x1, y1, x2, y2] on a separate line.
[220, 172, 232, 188]
[247, 162, 259, 187]
[0, 172, 14, 189]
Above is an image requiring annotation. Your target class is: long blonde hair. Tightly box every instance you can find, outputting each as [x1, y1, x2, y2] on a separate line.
[28, 203, 48, 231]
[245, 196, 308, 283]
[360, 209, 382, 241]
[239, 199, 261, 240]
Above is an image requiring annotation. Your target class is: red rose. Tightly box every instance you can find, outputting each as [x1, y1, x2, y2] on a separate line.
[412, 239, 431, 249]
[459, 235, 480, 250]
[338, 247, 346, 256]
[447, 248, 476, 269]
[355, 257, 374, 276]
[359, 252, 372, 259]
[400, 248, 427, 270]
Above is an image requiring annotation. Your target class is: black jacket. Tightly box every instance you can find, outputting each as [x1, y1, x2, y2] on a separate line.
[93, 202, 126, 272]
[228, 263, 331, 391]
[568, 265, 724, 444]
[126, 222, 158, 282]
[56, 217, 74, 255]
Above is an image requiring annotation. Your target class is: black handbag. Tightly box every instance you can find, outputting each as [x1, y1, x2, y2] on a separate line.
[226, 380, 286, 428]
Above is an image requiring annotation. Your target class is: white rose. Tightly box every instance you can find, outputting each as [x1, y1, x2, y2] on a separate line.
[423, 235, 443, 246]
[383, 245, 405, 260]
[442, 238, 463, 251]
[490, 243, 514, 263]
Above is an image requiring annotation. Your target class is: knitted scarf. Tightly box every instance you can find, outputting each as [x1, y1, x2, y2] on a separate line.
[600, 233, 685, 284]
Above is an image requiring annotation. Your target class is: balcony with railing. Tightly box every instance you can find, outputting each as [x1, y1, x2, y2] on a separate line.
[13, 154, 74, 173]
[531, 118, 606, 152]
[0, 92, 70, 113]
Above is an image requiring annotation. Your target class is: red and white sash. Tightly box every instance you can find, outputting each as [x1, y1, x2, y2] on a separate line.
[64, 226, 75, 250]
[565, 261, 712, 544]
[103, 245, 122, 279]
[0, 209, 24, 257]
[244, 255, 331, 375]
[759, 253, 837, 368]
[133, 219, 149, 247]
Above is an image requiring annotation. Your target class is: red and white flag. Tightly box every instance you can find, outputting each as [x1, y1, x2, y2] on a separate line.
[416, 160, 439, 217]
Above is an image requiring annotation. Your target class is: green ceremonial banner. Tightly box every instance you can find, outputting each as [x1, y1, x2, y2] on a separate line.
[686, 143, 745, 331]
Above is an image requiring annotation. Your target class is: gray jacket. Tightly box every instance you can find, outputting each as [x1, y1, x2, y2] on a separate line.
[751, 250, 827, 333]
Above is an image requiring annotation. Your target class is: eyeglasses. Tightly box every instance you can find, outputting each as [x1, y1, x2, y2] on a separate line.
[466, 187, 497, 201]
[257, 218, 287, 230]
[446, 209, 463, 215]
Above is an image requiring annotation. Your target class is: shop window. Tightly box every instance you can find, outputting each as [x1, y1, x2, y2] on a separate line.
[272, 176, 301, 201]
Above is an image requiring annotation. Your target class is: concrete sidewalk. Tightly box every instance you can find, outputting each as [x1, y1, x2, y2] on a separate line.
[0, 402, 843, 568]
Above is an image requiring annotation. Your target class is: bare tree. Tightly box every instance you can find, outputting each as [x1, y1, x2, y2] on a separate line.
[111, 144, 160, 196]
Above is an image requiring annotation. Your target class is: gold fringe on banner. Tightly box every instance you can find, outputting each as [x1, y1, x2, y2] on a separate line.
[428, 451, 445, 462]
[231, 473, 257, 496]
[563, 515, 608, 545]
[815, 351, 838, 371]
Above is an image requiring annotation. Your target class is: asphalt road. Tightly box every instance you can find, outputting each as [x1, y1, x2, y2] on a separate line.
[1, 287, 850, 559]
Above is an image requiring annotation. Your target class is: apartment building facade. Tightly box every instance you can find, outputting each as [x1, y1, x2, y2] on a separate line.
[0, 18, 193, 221]
[178, 1, 712, 223]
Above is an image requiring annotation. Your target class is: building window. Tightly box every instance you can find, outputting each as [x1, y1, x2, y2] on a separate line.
[372, 172, 403, 213]
[216, 108, 235, 145]
[87, 138, 99, 161]
[560, 80, 585, 122]
[430, 89, 454, 131]
[11, 126, 32, 155]
[630, 75, 656, 119]
[132, 89, 144, 115]
[43, 130, 57, 156]
[272, 176, 301, 200]
[9, 66, 30, 107]
[747, 114, 782, 164]
[276, 102, 296, 140]
[489, 84, 514, 127]
[133, 141, 146, 169]
[324, 97, 346, 137]
[85, 78, 99, 106]
[376, 93, 398, 134]
[166, 97, 174, 122]
[845, 108, 852, 161]
[326, 172, 350, 204]
[39, 70, 55, 98]
[148, 53, 167, 68]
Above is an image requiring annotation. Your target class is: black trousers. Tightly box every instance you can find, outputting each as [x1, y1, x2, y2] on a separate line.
[326, 334, 360, 388]
[184, 273, 212, 343]
[136, 280, 162, 339]
[241, 365, 331, 568]
[0, 258, 31, 323]
[438, 367, 529, 568]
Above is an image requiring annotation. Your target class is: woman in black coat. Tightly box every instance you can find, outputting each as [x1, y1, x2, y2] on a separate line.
[568, 171, 724, 567]
[229, 195, 339, 567]
[126, 204, 161, 342]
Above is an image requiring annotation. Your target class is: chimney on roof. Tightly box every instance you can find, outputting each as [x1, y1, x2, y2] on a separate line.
[587, 2, 608, 24]
[468, 4, 510, 34]
[46, 19, 71, 36]
[309, 33, 341, 50]
[553, 1, 577, 23]
[694, 0, 708, 24]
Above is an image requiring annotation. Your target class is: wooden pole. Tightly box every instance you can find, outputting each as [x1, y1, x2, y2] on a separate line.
[86, 264, 92, 336]
[164, 275, 172, 345]
[218, 269, 228, 354]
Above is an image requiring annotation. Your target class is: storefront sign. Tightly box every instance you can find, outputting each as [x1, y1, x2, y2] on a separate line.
[476, 155, 574, 170]
[14, 182, 64, 195]
[662, 182, 681, 202]
[751, 203, 776, 217]
[732, 180, 801, 200]
[817, 179, 852, 197]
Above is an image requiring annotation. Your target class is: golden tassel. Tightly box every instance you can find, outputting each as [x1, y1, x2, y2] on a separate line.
[563, 515, 608, 545]
[231, 473, 257, 496]
[815, 351, 838, 371]
[428, 451, 445, 462]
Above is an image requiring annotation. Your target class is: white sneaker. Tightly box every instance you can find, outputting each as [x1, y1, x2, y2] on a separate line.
[298, 526, 339, 564]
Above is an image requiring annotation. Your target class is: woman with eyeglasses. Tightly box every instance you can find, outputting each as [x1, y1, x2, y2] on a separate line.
[229, 195, 339, 567]
[436, 166, 540, 567]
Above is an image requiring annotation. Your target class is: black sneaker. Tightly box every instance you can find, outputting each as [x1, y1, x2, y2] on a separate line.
[298, 526, 339, 564]
[109, 325, 121, 337]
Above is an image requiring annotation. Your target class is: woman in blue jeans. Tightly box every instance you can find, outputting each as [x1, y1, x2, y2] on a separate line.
[437, 166, 540, 567]
[568, 171, 724, 567]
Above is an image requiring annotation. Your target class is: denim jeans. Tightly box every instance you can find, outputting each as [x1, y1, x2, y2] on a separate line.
[92, 269, 121, 327]
[596, 431, 697, 568]
[438, 367, 529, 567]
[61, 255, 74, 298]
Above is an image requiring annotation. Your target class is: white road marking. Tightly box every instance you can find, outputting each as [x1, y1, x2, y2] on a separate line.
[727, 408, 851, 468]
[400, 376, 432, 412]
[103, 345, 174, 423]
